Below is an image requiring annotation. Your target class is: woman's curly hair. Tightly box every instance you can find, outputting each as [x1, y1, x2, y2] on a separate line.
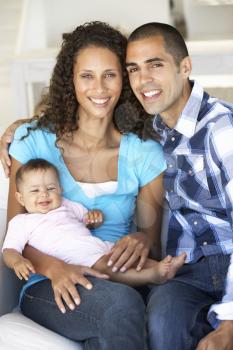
[33, 21, 158, 141]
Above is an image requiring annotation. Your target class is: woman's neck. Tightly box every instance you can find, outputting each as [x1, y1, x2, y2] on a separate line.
[69, 113, 121, 152]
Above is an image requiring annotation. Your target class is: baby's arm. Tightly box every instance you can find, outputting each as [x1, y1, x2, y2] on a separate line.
[3, 248, 35, 280]
[84, 210, 104, 229]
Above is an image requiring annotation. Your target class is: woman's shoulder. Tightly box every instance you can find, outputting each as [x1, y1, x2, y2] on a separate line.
[14, 121, 55, 141]
[124, 132, 163, 152]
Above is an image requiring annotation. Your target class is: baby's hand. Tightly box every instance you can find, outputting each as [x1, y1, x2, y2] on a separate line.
[84, 210, 104, 228]
[13, 257, 35, 281]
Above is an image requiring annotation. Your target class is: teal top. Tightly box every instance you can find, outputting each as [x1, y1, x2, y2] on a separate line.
[9, 122, 166, 300]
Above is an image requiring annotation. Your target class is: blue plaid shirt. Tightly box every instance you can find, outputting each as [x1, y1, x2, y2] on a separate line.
[153, 80, 233, 263]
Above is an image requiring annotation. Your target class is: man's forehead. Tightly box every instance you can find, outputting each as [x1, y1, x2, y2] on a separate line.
[126, 35, 167, 63]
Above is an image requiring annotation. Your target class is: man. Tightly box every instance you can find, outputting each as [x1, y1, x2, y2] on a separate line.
[126, 22, 233, 350]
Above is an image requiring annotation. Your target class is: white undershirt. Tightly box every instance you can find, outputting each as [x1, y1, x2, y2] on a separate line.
[76, 181, 118, 198]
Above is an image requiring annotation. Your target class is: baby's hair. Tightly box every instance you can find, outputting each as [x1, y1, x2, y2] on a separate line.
[16, 159, 60, 191]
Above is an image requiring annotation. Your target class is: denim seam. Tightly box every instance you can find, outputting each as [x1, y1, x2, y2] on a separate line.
[23, 292, 100, 326]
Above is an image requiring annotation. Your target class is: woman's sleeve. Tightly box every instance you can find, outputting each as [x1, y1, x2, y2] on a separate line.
[136, 139, 167, 187]
[9, 123, 38, 164]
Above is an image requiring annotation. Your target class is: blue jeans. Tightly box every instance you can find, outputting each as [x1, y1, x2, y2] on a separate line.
[147, 254, 230, 350]
[21, 277, 145, 350]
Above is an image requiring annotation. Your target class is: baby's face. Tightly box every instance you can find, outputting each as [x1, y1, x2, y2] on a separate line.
[17, 169, 62, 214]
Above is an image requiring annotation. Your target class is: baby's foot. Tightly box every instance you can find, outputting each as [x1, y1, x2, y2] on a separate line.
[152, 252, 187, 284]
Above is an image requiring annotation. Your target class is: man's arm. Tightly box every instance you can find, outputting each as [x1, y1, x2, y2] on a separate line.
[197, 112, 233, 349]
[196, 321, 233, 350]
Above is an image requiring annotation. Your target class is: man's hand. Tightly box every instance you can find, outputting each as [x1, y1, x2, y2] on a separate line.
[0, 119, 28, 177]
[196, 321, 233, 350]
[107, 232, 151, 273]
[49, 261, 109, 314]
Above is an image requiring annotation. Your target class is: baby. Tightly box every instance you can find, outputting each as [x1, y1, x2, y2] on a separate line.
[2, 158, 186, 287]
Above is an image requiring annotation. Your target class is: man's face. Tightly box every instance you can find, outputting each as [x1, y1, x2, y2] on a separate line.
[126, 35, 191, 125]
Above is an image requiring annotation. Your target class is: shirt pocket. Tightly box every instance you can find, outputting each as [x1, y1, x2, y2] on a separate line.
[177, 154, 211, 202]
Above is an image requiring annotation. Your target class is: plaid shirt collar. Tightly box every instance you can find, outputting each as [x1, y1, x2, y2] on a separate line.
[153, 80, 204, 138]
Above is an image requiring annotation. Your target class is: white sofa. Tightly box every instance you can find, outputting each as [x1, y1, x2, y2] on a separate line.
[0, 164, 83, 349]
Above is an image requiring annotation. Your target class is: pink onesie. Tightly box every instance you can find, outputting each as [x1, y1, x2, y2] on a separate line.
[2, 198, 113, 267]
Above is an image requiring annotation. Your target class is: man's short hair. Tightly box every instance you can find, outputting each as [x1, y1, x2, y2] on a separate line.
[128, 22, 189, 66]
[16, 158, 60, 191]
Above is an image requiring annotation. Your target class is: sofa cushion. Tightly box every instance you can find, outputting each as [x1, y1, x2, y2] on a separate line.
[0, 312, 83, 350]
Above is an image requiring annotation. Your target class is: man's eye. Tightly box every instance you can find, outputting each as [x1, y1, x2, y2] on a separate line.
[151, 63, 163, 68]
[128, 67, 138, 74]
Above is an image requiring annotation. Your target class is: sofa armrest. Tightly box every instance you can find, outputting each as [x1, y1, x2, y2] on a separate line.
[0, 208, 23, 316]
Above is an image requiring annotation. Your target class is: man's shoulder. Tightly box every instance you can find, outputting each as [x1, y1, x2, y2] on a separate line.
[199, 93, 233, 124]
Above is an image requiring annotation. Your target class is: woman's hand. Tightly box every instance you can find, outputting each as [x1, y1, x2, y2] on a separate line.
[0, 119, 28, 177]
[107, 232, 151, 273]
[48, 260, 109, 314]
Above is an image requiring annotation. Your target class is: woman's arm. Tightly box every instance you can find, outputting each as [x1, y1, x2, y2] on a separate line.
[24, 246, 108, 313]
[108, 173, 164, 272]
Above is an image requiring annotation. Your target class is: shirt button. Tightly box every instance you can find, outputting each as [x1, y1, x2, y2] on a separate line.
[169, 189, 174, 193]
[168, 164, 173, 168]
[203, 241, 208, 245]
[171, 137, 175, 142]
[188, 170, 193, 175]
[194, 221, 198, 225]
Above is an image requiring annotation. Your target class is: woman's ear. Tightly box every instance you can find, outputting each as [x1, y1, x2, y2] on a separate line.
[15, 192, 25, 207]
[180, 56, 192, 79]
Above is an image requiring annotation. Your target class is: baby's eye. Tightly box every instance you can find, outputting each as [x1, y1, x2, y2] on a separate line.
[48, 187, 56, 191]
[30, 189, 39, 193]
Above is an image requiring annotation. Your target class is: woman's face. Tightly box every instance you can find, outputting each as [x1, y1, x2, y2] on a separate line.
[73, 46, 123, 120]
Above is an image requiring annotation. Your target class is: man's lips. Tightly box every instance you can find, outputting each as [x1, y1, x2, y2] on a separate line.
[141, 89, 162, 100]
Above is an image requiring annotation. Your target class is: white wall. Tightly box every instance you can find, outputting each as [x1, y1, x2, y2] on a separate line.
[183, 1, 233, 40]
[18, 0, 171, 51]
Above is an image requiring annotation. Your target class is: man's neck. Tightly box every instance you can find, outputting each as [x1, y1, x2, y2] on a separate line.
[160, 80, 192, 129]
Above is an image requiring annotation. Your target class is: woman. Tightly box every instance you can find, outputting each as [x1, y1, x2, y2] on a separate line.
[2, 21, 166, 349]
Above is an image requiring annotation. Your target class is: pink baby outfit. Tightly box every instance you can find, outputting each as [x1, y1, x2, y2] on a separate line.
[3, 198, 113, 267]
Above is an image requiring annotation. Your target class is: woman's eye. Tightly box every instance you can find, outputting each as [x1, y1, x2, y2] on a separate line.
[80, 74, 92, 79]
[105, 73, 116, 78]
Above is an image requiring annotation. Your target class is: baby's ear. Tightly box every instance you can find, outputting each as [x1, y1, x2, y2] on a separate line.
[15, 192, 25, 207]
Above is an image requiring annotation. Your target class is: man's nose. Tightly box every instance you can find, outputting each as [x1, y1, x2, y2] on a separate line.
[139, 68, 154, 85]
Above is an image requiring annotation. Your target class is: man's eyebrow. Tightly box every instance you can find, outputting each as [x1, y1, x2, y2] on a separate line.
[145, 57, 165, 64]
[126, 57, 165, 67]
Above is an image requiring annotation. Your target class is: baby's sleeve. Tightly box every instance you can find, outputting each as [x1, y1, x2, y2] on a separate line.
[2, 215, 29, 254]
[63, 198, 88, 222]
